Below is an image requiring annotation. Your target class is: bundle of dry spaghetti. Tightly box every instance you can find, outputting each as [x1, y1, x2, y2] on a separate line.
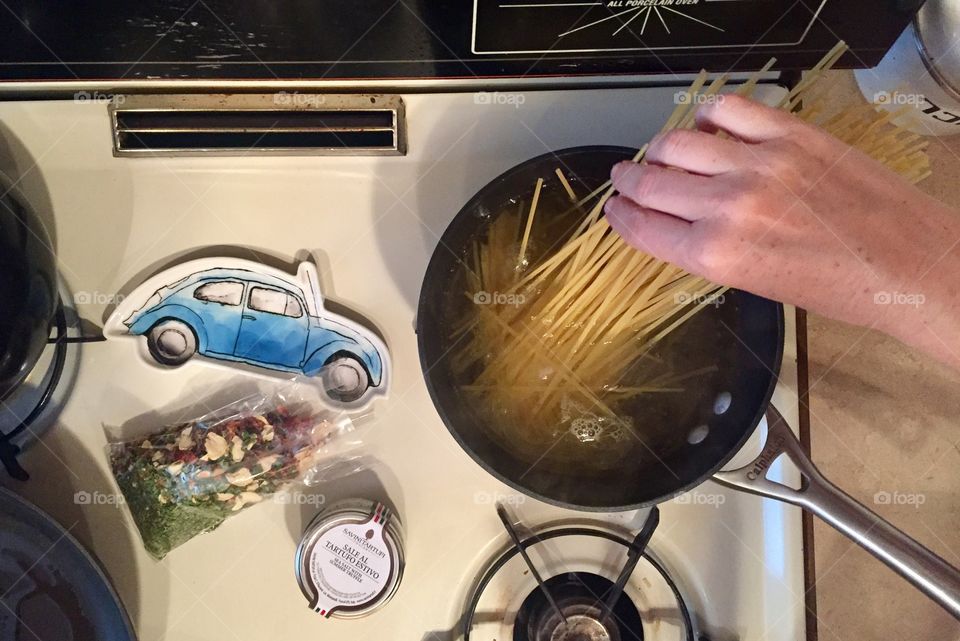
[454, 41, 930, 428]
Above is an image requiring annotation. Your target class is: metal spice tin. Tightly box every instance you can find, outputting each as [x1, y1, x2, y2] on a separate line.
[295, 499, 404, 618]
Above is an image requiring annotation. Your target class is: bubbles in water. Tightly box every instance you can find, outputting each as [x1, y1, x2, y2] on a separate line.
[687, 424, 710, 445]
[713, 391, 732, 415]
[570, 417, 602, 443]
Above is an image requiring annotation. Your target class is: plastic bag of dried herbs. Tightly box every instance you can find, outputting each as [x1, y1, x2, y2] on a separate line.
[106, 381, 363, 559]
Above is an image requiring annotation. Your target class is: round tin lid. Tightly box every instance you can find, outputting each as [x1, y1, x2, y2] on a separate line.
[296, 502, 403, 618]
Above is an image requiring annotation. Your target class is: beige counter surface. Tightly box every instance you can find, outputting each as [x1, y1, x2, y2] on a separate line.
[807, 71, 960, 639]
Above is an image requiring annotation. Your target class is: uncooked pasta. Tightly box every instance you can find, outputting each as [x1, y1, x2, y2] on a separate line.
[451, 42, 930, 458]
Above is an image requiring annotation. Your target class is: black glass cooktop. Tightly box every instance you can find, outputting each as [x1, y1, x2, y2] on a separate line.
[0, 0, 921, 82]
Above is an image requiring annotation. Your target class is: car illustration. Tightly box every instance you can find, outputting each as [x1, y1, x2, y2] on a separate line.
[116, 261, 386, 404]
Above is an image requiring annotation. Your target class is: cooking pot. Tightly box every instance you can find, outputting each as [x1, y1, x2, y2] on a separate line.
[417, 146, 960, 619]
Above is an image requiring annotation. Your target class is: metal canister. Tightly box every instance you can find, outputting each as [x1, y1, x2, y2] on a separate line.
[295, 499, 404, 618]
[855, 0, 960, 136]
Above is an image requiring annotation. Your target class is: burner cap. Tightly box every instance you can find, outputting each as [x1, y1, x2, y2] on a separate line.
[514, 572, 641, 641]
[551, 615, 613, 641]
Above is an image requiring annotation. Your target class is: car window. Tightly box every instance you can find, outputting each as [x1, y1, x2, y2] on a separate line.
[194, 281, 243, 306]
[249, 286, 302, 318]
[284, 294, 303, 318]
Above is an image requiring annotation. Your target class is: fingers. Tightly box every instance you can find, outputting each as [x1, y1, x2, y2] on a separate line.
[610, 162, 722, 221]
[604, 195, 693, 268]
[646, 129, 751, 176]
[695, 94, 798, 142]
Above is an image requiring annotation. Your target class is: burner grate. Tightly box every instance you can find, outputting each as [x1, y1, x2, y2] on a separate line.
[514, 572, 643, 641]
[462, 525, 695, 641]
[0, 303, 67, 480]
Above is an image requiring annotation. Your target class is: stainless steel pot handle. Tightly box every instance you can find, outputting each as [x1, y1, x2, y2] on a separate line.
[712, 404, 960, 619]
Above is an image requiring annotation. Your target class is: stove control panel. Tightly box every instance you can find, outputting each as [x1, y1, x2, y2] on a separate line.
[473, 0, 828, 55]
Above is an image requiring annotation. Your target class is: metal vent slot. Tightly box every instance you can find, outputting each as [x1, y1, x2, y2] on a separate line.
[110, 94, 405, 157]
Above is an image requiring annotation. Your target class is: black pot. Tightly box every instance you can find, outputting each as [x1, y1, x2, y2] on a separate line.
[416, 145, 782, 510]
[0, 177, 58, 401]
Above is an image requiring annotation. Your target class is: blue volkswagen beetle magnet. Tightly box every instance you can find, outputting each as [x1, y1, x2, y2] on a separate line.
[105, 258, 389, 406]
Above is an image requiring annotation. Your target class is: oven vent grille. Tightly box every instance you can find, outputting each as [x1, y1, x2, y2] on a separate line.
[110, 94, 405, 157]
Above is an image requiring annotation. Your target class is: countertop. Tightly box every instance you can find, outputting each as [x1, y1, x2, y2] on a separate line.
[807, 70, 960, 639]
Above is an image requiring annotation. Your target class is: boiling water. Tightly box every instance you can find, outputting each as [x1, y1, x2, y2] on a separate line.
[437, 186, 739, 481]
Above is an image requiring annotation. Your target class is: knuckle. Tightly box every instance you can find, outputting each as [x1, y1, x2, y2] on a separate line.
[768, 136, 803, 163]
[701, 93, 742, 118]
[718, 93, 749, 109]
[697, 95, 728, 119]
[759, 139, 812, 189]
[651, 129, 691, 161]
[623, 167, 661, 205]
[783, 116, 820, 140]
[714, 176, 764, 217]
[688, 235, 730, 275]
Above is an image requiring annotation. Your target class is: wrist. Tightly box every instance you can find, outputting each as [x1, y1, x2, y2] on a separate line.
[879, 246, 960, 368]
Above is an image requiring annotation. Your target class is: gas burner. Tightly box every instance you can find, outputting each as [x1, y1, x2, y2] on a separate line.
[463, 523, 695, 641]
[0, 283, 85, 480]
[514, 572, 643, 641]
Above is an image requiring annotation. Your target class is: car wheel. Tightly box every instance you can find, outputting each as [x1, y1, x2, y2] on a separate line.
[147, 320, 197, 366]
[322, 356, 370, 403]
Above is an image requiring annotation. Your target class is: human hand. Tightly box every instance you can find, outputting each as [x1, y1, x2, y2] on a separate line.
[605, 94, 960, 367]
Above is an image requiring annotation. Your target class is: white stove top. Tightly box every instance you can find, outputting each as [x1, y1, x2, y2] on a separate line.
[0, 84, 804, 641]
